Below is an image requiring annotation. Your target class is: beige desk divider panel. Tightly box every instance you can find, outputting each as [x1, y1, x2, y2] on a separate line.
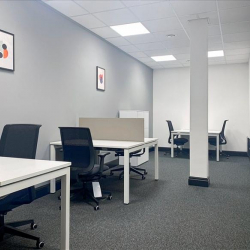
[79, 118, 144, 142]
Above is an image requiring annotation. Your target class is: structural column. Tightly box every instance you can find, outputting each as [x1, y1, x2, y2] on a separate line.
[188, 18, 209, 187]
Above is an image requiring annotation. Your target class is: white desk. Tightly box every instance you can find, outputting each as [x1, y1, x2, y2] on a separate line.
[171, 130, 220, 161]
[50, 138, 159, 205]
[0, 157, 71, 250]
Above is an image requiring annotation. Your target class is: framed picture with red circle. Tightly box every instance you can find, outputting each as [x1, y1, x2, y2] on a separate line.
[96, 66, 105, 91]
[0, 29, 14, 71]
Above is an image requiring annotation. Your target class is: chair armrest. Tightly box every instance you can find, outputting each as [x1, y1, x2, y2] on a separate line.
[98, 152, 110, 173]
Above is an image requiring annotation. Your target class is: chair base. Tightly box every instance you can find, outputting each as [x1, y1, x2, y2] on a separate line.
[110, 165, 147, 180]
[59, 182, 112, 211]
[0, 217, 44, 249]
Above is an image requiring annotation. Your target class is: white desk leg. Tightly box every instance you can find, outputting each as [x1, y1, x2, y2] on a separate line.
[124, 149, 130, 205]
[155, 143, 159, 180]
[61, 168, 70, 250]
[216, 135, 219, 162]
[50, 145, 56, 193]
[171, 133, 174, 158]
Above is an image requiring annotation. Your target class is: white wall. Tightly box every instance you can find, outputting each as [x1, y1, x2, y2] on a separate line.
[153, 63, 249, 152]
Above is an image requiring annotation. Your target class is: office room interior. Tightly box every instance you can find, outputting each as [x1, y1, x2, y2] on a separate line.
[0, 0, 250, 249]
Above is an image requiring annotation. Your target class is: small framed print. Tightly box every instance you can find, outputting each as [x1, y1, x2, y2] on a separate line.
[0, 29, 14, 71]
[96, 66, 105, 91]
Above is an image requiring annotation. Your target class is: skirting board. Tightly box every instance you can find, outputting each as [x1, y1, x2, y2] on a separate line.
[188, 177, 210, 187]
[157, 147, 247, 157]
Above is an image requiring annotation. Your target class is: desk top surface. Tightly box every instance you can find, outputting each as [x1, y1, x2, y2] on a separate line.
[50, 138, 158, 149]
[0, 157, 71, 187]
[173, 130, 220, 134]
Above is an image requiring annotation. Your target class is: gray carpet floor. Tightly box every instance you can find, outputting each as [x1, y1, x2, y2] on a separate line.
[1, 152, 250, 250]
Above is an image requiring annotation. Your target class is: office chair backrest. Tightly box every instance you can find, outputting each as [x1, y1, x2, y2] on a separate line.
[0, 124, 41, 159]
[166, 120, 174, 144]
[220, 120, 228, 144]
[0, 124, 41, 207]
[59, 127, 95, 172]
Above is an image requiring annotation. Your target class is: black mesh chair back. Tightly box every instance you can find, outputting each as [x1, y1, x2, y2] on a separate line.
[0, 124, 41, 159]
[166, 120, 175, 144]
[220, 120, 228, 144]
[0, 124, 41, 211]
[59, 127, 95, 172]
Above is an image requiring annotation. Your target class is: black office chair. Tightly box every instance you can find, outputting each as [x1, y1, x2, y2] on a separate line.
[209, 120, 229, 158]
[166, 120, 188, 156]
[110, 149, 147, 180]
[0, 124, 44, 249]
[59, 127, 112, 211]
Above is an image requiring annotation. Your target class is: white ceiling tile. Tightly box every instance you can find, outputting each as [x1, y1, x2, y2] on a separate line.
[208, 42, 223, 51]
[137, 57, 155, 63]
[125, 34, 156, 45]
[135, 42, 166, 51]
[222, 21, 250, 35]
[226, 54, 250, 61]
[227, 58, 249, 64]
[144, 61, 161, 67]
[122, 1, 159, 7]
[93, 9, 138, 26]
[130, 2, 175, 21]
[170, 1, 217, 17]
[142, 17, 183, 33]
[174, 53, 190, 60]
[151, 65, 164, 69]
[208, 57, 225, 63]
[90, 27, 120, 38]
[75, 1, 125, 13]
[162, 36, 190, 49]
[160, 61, 183, 67]
[128, 51, 148, 58]
[208, 25, 221, 37]
[218, 1, 250, 10]
[224, 40, 250, 50]
[225, 48, 250, 56]
[71, 14, 106, 29]
[208, 36, 222, 46]
[45, 1, 88, 17]
[106, 37, 131, 46]
[223, 32, 250, 43]
[119, 45, 140, 52]
[167, 47, 190, 55]
[144, 49, 168, 57]
[220, 6, 250, 24]
[152, 29, 188, 42]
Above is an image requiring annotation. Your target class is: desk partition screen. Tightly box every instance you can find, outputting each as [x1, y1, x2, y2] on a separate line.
[79, 118, 144, 142]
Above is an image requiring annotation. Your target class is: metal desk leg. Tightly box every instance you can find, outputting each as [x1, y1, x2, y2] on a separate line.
[124, 149, 130, 205]
[171, 133, 174, 157]
[216, 135, 219, 162]
[155, 143, 159, 180]
[50, 145, 56, 193]
[61, 168, 70, 250]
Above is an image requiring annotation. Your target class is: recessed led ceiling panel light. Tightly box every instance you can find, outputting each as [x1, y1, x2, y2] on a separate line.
[151, 55, 176, 62]
[110, 22, 150, 37]
[208, 50, 224, 58]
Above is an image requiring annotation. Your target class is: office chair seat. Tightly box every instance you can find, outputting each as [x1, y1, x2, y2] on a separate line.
[173, 138, 188, 146]
[208, 137, 226, 146]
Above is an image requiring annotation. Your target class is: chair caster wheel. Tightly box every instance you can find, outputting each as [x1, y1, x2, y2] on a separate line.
[142, 175, 145, 180]
[31, 223, 37, 230]
[110, 172, 114, 176]
[144, 171, 147, 175]
[108, 195, 112, 200]
[36, 241, 44, 249]
[58, 195, 61, 200]
[119, 176, 123, 180]
[94, 206, 99, 211]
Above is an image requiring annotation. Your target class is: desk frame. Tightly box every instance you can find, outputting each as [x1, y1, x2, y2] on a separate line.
[171, 130, 220, 161]
[50, 138, 158, 205]
[0, 161, 70, 250]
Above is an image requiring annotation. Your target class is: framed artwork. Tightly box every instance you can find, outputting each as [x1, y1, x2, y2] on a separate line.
[0, 29, 14, 71]
[96, 66, 105, 91]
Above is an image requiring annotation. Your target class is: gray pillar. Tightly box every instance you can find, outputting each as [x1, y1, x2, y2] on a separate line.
[188, 18, 209, 187]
